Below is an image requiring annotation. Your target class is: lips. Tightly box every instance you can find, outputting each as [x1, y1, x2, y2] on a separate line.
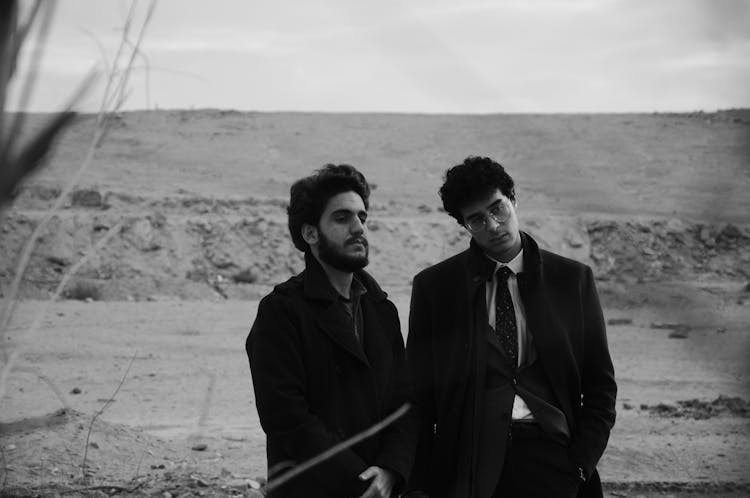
[347, 237, 368, 248]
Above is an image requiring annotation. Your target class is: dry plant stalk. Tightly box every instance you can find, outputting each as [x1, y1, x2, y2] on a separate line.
[0, 220, 124, 402]
[81, 350, 138, 482]
[0, 0, 156, 403]
[264, 404, 411, 494]
[0, 1, 91, 207]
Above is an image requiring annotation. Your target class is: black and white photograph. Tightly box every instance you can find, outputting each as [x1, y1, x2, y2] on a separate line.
[1, 1, 749, 497]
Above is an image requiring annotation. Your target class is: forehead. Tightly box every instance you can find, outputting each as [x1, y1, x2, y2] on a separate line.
[460, 189, 509, 218]
[322, 191, 366, 215]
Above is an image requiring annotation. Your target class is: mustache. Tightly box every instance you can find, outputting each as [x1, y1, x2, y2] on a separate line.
[346, 236, 368, 248]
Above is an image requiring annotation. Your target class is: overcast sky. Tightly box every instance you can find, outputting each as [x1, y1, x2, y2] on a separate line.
[10, 0, 750, 113]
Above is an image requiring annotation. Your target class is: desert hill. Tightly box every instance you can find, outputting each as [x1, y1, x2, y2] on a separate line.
[2, 110, 750, 496]
[1, 109, 749, 302]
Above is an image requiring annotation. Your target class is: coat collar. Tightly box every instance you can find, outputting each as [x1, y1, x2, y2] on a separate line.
[466, 231, 542, 284]
[302, 251, 387, 303]
[302, 251, 387, 367]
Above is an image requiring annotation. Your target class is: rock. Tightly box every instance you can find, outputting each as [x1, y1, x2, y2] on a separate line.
[89, 442, 99, 449]
[232, 267, 259, 284]
[665, 218, 686, 233]
[222, 432, 248, 442]
[124, 218, 161, 251]
[650, 322, 682, 330]
[71, 189, 104, 208]
[191, 443, 208, 451]
[607, 317, 633, 326]
[46, 255, 69, 266]
[668, 329, 689, 339]
[191, 476, 209, 487]
[719, 223, 742, 239]
[623, 403, 633, 410]
[71, 387, 82, 394]
[699, 227, 711, 242]
[564, 231, 584, 248]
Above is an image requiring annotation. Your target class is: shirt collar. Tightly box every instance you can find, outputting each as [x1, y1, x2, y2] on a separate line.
[340, 274, 367, 302]
[488, 248, 524, 278]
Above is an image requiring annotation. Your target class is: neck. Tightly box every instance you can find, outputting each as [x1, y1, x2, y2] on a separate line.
[483, 237, 523, 264]
[314, 255, 354, 298]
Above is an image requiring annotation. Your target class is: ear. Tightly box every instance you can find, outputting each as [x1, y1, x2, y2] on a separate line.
[301, 223, 319, 246]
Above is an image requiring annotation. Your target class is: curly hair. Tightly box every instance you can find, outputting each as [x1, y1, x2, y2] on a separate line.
[439, 156, 515, 224]
[287, 164, 370, 252]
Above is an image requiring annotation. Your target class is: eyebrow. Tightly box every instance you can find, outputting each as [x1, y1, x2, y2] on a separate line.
[466, 200, 503, 219]
[331, 209, 367, 217]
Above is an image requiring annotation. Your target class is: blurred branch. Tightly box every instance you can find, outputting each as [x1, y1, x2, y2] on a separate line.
[0, 220, 124, 402]
[0, 0, 157, 337]
[0, 0, 156, 412]
[81, 348, 137, 482]
[265, 404, 410, 494]
[1, 0, 56, 157]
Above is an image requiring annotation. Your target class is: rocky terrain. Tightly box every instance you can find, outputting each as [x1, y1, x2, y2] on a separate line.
[1, 109, 749, 497]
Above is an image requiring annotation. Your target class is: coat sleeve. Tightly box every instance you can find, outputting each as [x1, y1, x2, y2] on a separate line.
[246, 294, 369, 496]
[372, 300, 419, 489]
[403, 274, 435, 493]
[568, 266, 617, 478]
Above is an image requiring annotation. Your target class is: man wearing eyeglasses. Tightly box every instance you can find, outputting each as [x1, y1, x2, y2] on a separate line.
[405, 156, 616, 498]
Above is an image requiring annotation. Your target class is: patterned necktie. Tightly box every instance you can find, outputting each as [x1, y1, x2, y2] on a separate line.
[495, 266, 518, 369]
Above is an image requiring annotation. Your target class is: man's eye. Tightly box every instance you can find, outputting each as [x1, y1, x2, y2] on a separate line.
[491, 205, 506, 216]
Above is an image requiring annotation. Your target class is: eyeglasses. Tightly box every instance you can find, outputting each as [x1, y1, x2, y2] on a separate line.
[463, 200, 513, 232]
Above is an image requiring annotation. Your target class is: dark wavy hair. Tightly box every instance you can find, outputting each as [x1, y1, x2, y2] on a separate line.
[287, 164, 370, 252]
[439, 156, 515, 224]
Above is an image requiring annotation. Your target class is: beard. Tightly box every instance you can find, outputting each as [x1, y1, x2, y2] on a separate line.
[317, 231, 369, 272]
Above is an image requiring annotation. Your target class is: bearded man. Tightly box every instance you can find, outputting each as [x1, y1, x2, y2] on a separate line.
[247, 164, 416, 498]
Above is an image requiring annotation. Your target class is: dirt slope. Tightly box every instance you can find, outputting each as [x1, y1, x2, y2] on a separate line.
[1, 110, 749, 497]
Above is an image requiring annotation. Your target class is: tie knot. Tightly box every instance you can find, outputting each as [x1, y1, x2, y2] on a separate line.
[496, 266, 513, 281]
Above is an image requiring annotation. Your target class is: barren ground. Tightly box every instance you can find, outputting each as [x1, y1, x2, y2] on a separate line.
[1, 110, 749, 497]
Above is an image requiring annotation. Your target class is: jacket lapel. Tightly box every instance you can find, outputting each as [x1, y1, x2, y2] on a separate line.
[303, 252, 370, 366]
[317, 303, 370, 365]
[516, 233, 574, 415]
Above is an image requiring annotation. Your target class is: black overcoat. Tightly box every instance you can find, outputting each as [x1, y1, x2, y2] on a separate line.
[406, 232, 617, 498]
[247, 253, 417, 498]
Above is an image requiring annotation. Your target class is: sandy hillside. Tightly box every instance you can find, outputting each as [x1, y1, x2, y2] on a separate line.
[1, 110, 749, 497]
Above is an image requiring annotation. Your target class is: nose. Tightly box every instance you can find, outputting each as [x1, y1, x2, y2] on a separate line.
[351, 217, 366, 234]
[485, 215, 503, 231]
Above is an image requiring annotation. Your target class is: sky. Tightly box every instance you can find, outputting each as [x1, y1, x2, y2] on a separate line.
[9, 0, 750, 113]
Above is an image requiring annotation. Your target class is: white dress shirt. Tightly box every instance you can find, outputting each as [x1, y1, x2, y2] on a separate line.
[485, 249, 533, 420]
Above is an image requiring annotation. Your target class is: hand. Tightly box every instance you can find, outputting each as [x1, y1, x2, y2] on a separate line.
[355, 466, 397, 498]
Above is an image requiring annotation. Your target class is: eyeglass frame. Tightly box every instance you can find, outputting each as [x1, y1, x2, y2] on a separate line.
[462, 197, 515, 233]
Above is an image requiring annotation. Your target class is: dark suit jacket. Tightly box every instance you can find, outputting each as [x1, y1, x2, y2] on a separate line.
[406, 232, 616, 498]
[247, 253, 417, 498]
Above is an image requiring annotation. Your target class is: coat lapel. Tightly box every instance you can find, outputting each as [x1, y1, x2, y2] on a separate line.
[303, 252, 370, 366]
[516, 233, 575, 418]
[316, 303, 370, 365]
